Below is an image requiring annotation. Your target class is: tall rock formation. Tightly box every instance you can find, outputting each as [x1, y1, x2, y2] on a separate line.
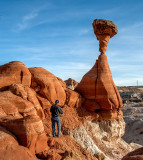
[75, 19, 123, 119]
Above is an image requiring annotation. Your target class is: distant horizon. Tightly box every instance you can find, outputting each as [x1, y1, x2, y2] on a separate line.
[0, 0, 143, 86]
[1, 59, 142, 87]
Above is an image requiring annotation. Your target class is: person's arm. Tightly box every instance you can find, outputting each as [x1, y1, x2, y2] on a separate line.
[58, 106, 63, 114]
[50, 106, 53, 112]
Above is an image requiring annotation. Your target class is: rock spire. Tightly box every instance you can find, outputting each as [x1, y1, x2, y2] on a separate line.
[92, 19, 118, 54]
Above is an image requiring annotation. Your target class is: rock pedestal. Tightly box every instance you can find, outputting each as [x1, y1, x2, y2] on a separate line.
[75, 19, 122, 119]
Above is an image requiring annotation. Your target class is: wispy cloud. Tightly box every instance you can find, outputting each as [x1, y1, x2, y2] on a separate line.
[98, 7, 120, 15]
[44, 62, 91, 70]
[41, 62, 91, 81]
[14, 12, 38, 31]
[119, 22, 143, 33]
[78, 28, 92, 36]
[13, 3, 52, 32]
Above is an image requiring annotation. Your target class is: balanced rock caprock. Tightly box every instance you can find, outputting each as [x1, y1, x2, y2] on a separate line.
[75, 19, 122, 119]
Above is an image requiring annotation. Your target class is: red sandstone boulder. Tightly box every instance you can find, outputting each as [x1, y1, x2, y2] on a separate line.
[0, 145, 38, 160]
[29, 67, 66, 106]
[37, 95, 52, 119]
[0, 90, 34, 118]
[0, 125, 18, 149]
[57, 77, 67, 88]
[9, 84, 45, 120]
[122, 147, 143, 160]
[0, 61, 31, 90]
[0, 115, 48, 155]
[65, 89, 82, 108]
[0, 84, 48, 155]
[0, 126, 37, 160]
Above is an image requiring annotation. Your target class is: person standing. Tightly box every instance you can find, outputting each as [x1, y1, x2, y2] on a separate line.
[50, 100, 63, 137]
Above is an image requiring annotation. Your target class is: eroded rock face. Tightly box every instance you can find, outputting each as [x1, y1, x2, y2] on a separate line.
[0, 126, 37, 160]
[75, 19, 122, 119]
[0, 83, 48, 155]
[65, 89, 82, 108]
[92, 19, 117, 54]
[29, 67, 66, 106]
[0, 61, 31, 90]
[71, 116, 136, 160]
[0, 115, 48, 155]
[9, 84, 45, 120]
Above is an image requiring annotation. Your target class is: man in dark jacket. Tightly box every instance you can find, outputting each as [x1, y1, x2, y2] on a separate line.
[50, 100, 63, 137]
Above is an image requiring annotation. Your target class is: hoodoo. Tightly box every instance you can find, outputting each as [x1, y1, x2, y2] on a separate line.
[75, 19, 123, 119]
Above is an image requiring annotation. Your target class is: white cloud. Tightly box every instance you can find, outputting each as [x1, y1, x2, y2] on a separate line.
[36, 62, 92, 81]
[15, 12, 38, 31]
[119, 22, 143, 33]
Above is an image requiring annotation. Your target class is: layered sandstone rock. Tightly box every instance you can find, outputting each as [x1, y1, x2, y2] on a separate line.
[92, 19, 118, 54]
[75, 19, 122, 119]
[9, 84, 45, 120]
[65, 89, 82, 108]
[0, 126, 37, 160]
[0, 82, 48, 156]
[65, 78, 78, 90]
[29, 67, 66, 106]
[0, 115, 48, 155]
[71, 115, 138, 160]
[0, 61, 31, 90]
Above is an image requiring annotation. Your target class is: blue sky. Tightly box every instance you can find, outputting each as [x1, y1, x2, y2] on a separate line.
[0, 0, 143, 86]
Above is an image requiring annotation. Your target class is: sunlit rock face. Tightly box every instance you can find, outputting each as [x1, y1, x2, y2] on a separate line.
[29, 67, 66, 106]
[75, 19, 122, 120]
[0, 61, 31, 91]
[0, 125, 37, 160]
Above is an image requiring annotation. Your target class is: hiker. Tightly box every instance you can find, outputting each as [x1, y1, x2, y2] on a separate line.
[50, 100, 63, 137]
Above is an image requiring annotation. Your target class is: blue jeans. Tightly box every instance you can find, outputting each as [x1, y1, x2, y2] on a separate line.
[51, 117, 61, 136]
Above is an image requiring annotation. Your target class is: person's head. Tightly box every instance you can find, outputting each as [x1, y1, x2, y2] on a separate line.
[55, 100, 59, 104]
